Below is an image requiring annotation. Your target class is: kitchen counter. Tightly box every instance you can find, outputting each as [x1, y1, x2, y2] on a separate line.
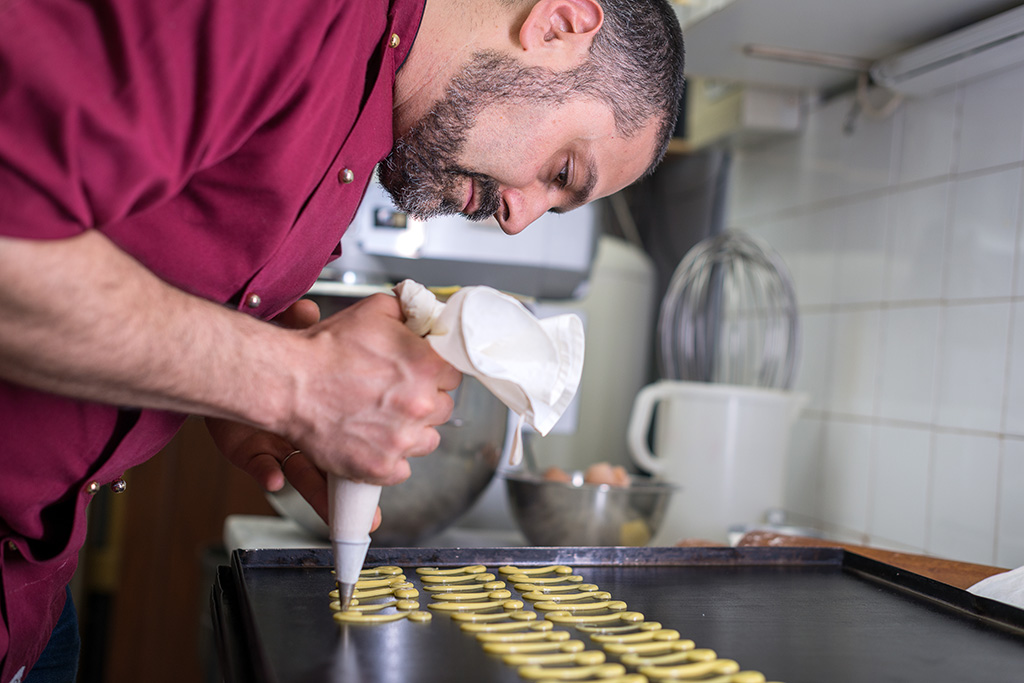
[733, 530, 1009, 590]
[226, 515, 1010, 591]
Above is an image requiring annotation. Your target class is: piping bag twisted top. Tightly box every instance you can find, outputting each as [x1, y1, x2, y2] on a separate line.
[394, 279, 585, 465]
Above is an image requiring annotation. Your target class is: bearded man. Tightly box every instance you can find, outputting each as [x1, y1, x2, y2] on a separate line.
[0, 0, 684, 679]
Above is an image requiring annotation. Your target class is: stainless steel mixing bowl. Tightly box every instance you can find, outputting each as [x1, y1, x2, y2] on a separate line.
[503, 471, 676, 546]
[267, 375, 508, 546]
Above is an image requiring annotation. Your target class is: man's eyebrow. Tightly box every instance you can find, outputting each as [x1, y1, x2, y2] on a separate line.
[549, 154, 598, 214]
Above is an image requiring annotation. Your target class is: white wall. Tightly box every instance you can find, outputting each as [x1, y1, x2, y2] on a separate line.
[726, 63, 1024, 567]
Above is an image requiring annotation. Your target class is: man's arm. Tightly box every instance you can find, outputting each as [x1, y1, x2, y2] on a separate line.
[0, 230, 459, 485]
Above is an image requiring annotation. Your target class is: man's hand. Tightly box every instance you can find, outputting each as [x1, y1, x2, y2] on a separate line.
[282, 292, 461, 486]
[207, 297, 416, 532]
[207, 420, 383, 531]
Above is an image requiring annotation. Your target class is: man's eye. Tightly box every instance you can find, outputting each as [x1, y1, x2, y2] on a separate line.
[555, 166, 569, 187]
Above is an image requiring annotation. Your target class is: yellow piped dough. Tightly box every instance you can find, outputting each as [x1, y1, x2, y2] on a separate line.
[509, 574, 584, 584]
[620, 648, 717, 668]
[425, 581, 505, 593]
[352, 576, 407, 590]
[483, 640, 585, 655]
[534, 600, 628, 613]
[575, 621, 662, 634]
[545, 611, 645, 625]
[335, 598, 419, 613]
[428, 598, 524, 612]
[522, 591, 611, 603]
[517, 663, 626, 680]
[459, 619, 552, 633]
[590, 629, 682, 644]
[420, 573, 496, 584]
[359, 566, 403, 576]
[417, 565, 487, 575]
[499, 565, 574, 575]
[516, 583, 600, 594]
[639, 658, 741, 679]
[602, 639, 694, 656]
[532, 676, 647, 683]
[333, 610, 432, 624]
[502, 651, 606, 667]
[353, 585, 415, 600]
[475, 630, 571, 644]
[428, 589, 512, 602]
[450, 610, 538, 624]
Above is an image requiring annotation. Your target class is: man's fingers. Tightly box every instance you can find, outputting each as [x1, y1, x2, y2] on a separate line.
[274, 298, 321, 329]
[432, 389, 456, 428]
[284, 451, 329, 521]
[245, 452, 286, 492]
[439, 365, 463, 393]
[357, 292, 405, 321]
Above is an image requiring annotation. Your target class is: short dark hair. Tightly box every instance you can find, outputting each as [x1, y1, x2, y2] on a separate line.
[587, 0, 686, 176]
[484, 0, 684, 177]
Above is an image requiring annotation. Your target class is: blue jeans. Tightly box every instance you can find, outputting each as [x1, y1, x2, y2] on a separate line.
[25, 587, 79, 683]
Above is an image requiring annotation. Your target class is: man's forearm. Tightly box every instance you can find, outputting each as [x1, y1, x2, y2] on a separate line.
[0, 230, 299, 432]
[1, 229, 460, 485]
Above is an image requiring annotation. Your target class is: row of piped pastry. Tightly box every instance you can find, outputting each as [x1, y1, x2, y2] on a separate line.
[414, 563, 782, 683]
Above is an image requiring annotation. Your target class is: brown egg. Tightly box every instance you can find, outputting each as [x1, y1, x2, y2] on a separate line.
[542, 466, 572, 483]
[583, 463, 631, 488]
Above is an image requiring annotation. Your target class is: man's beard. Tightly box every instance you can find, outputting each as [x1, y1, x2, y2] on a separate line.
[379, 52, 573, 222]
[378, 104, 502, 221]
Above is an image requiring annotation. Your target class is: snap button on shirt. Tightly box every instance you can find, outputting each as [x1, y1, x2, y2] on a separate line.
[389, 33, 401, 48]
[338, 168, 356, 184]
[245, 292, 262, 308]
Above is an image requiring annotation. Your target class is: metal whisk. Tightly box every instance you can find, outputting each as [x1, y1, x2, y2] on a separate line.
[657, 230, 799, 389]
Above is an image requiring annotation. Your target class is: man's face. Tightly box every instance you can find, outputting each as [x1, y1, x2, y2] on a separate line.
[379, 53, 659, 235]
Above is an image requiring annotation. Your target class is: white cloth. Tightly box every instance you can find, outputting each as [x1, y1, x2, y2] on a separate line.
[394, 279, 584, 465]
[968, 565, 1024, 610]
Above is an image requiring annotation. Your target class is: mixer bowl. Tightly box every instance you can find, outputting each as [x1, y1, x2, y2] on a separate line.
[267, 375, 508, 546]
[503, 471, 676, 546]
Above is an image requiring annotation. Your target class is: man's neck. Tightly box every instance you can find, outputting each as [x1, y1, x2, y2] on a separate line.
[393, 0, 526, 137]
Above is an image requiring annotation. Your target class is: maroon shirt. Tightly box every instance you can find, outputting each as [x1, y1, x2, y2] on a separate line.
[0, 0, 424, 678]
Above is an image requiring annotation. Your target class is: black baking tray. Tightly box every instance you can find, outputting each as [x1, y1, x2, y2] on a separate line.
[212, 546, 1024, 683]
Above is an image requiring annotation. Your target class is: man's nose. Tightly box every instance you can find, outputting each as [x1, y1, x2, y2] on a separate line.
[496, 187, 550, 235]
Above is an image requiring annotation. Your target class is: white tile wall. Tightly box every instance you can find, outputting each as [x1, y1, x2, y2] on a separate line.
[876, 306, 940, 424]
[792, 310, 834, 409]
[957, 67, 1024, 174]
[884, 181, 950, 303]
[946, 169, 1020, 301]
[869, 425, 931, 550]
[783, 416, 825, 522]
[997, 439, 1024, 567]
[934, 303, 1011, 433]
[930, 432, 1000, 564]
[896, 88, 959, 185]
[820, 420, 873, 535]
[726, 62, 1024, 568]
[1005, 303, 1024, 435]
[828, 309, 881, 417]
[834, 195, 889, 305]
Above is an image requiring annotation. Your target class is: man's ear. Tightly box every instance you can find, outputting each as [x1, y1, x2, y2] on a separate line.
[518, 0, 603, 64]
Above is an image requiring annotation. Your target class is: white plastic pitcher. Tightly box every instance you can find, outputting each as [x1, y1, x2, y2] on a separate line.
[627, 380, 807, 544]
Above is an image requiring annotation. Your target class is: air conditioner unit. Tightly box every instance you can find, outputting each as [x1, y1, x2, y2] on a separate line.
[871, 4, 1024, 96]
